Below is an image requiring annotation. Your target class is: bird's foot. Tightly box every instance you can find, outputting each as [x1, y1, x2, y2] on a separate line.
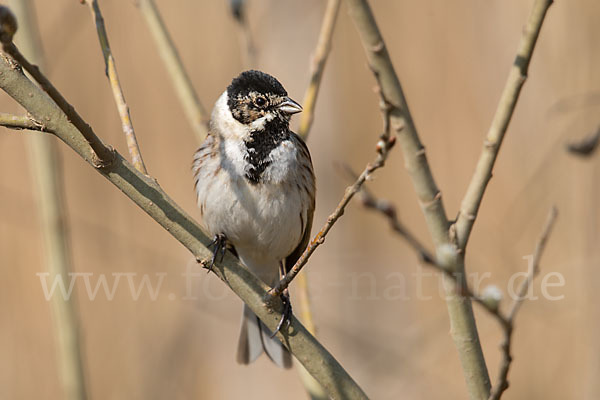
[206, 233, 228, 273]
[271, 290, 292, 338]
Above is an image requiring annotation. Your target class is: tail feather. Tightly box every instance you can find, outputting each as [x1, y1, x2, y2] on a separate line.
[237, 304, 292, 368]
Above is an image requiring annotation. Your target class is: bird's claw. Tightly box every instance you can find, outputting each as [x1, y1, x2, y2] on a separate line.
[271, 291, 292, 338]
[206, 234, 227, 273]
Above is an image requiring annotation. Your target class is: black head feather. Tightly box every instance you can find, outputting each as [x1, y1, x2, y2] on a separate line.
[227, 70, 287, 103]
[226, 70, 292, 125]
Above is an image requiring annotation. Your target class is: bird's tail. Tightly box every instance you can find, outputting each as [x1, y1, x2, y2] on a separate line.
[236, 304, 292, 368]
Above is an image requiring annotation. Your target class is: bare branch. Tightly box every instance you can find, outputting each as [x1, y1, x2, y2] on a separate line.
[344, 1, 490, 397]
[0, 38, 368, 400]
[298, 0, 341, 140]
[507, 207, 558, 321]
[83, 0, 147, 174]
[137, 0, 209, 144]
[296, 3, 342, 395]
[269, 92, 396, 298]
[454, 0, 554, 250]
[293, 4, 341, 396]
[0, 8, 114, 167]
[352, 176, 558, 400]
[0, 111, 53, 133]
[345, 169, 500, 313]
[489, 207, 558, 400]
[345, 0, 449, 244]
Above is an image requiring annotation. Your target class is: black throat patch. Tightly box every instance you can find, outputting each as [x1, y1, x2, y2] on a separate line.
[244, 117, 290, 183]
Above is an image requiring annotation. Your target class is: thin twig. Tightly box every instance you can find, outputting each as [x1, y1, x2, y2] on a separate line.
[83, 0, 147, 174]
[351, 176, 557, 319]
[345, 167, 491, 309]
[350, 171, 557, 400]
[345, 0, 448, 244]
[453, 0, 554, 250]
[344, 1, 491, 397]
[488, 207, 558, 400]
[137, 0, 209, 144]
[294, 0, 341, 353]
[0, 8, 114, 167]
[298, 0, 341, 140]
[0, 37, 368, 400]
[0, 112, 53, 133]
[293, 4, 341, 397]
[269, 93, 396, 298]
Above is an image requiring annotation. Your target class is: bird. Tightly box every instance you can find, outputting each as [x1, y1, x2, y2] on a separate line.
[193, 70, 315, 368]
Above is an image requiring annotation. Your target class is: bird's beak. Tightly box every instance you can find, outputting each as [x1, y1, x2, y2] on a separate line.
[277, 97, 303, 115]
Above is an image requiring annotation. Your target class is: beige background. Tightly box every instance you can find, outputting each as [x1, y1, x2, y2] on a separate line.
[1, 0, 599, 399]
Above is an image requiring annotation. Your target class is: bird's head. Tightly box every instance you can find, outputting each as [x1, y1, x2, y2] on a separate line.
[225, 70, 302, 130]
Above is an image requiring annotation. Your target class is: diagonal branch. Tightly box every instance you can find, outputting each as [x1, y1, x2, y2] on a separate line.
[453, 0, 554, 250]
[137, 0, 209, 144]
[298, 0, 341, 140]
[345, 0, 449, 245]
[0, 26, 367, 400]
[292, 3, 341, 397]
[293, 0, 341, 341]
[268, 93, 396, 298]
[352, 175, 557, 400]
[344, 1, 490, 398]
[488, 206, 558, 400]
[83, 0, 147, 174]
[346, 168, 495, 311]
[0, 10, 114, 166]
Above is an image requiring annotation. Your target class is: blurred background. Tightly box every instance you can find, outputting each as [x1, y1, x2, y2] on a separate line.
[0, 0, 598, 399]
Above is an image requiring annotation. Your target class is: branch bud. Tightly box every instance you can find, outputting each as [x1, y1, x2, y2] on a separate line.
[481, 285, 503, 312]
[436, 243, 458, 272]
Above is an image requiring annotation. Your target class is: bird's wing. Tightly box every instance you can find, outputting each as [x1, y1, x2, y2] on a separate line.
[283, 134, 315, 274]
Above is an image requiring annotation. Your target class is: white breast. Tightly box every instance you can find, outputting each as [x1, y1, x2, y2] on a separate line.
[194, 94, 308, 283]
[197, 160, 305, 283]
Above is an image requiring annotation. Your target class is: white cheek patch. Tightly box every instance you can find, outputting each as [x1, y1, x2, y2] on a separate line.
[212, 91, 251, 140]
[212, 91, 276, 139]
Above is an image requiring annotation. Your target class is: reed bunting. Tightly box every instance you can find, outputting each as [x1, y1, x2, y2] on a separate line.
[193, 70, 315, 368]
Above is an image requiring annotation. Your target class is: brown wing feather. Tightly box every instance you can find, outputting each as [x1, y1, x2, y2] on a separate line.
[284, 203, 314, 274]
[283, 133, 315, 273]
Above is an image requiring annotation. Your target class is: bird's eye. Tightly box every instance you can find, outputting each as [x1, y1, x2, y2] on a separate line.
[254, 96, 267, 108]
